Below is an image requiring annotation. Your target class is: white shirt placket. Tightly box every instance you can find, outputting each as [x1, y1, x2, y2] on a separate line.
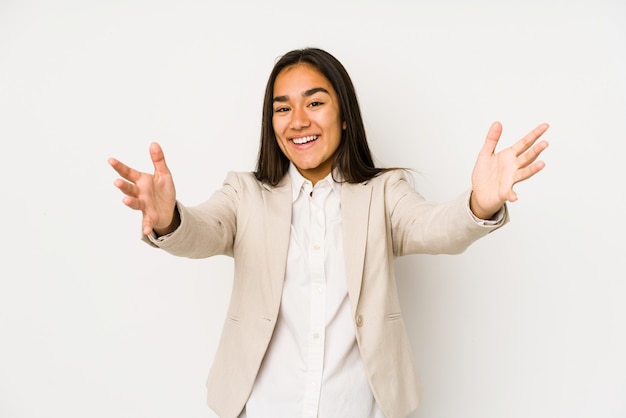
[301, 182, 330, 418]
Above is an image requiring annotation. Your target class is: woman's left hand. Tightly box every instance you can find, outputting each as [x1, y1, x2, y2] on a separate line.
[470, 121, 550, 219]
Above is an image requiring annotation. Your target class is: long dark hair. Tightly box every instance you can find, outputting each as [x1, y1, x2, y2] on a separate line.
[254, 47, 385, 185]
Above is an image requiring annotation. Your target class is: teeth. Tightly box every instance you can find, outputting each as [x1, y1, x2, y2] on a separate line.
[292, 135, 318, 145]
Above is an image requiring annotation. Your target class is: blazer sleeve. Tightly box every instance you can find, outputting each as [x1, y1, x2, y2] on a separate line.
[141, 171, 243, 259]
[384, 170, 509, 256]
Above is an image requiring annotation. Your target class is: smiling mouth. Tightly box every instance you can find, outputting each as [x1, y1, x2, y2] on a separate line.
[291, 135, 319, 145]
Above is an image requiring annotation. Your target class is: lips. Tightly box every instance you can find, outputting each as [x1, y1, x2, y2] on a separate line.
[291, 135, 319, 145]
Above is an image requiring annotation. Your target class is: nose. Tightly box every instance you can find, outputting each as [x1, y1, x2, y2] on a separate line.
[290, 106, 310, 130]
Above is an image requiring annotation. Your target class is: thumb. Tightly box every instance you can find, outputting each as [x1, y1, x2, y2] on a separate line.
[149, 142, 170, 176]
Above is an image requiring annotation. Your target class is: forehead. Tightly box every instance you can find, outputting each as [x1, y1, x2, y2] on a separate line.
[273, 64, 335, 95]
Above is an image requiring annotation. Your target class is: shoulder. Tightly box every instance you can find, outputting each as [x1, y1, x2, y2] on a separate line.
[365, 168, 414, 189]
[222, 171, 263, 189]
[222, 171, 289, 194]
[223, 171, 257, 184]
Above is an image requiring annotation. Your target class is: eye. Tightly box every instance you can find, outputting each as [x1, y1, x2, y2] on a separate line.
[308, 101, 323, 108]
[274, 107, 290, 113]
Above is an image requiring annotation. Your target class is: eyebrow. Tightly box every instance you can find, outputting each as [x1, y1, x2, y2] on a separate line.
[273, 87, 330, 103]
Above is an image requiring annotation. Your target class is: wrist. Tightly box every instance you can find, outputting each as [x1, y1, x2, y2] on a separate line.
[153, 205, 181, 237]
[469, 192, 498, 220]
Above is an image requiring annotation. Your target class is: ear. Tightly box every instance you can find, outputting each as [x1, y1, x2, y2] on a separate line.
[342, 121, 347, 130]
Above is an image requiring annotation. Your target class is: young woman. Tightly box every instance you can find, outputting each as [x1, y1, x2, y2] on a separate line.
[109, 48, 549, 418]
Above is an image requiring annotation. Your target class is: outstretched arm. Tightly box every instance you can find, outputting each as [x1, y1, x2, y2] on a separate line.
[470, 121, 549, 219]
[108, 142, 179, 236]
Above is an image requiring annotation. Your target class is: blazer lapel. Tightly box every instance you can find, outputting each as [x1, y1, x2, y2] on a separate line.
[341, 181, 373, 314]
[261, 174, 292, 311]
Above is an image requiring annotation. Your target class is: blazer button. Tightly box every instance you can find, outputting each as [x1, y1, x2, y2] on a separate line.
[356, 314, 363, 327]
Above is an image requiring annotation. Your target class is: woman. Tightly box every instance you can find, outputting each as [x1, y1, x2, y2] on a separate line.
[109, 48, 549, 418]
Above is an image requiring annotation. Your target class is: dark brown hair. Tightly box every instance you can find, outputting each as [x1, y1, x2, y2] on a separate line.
[254, 47, 386, 185]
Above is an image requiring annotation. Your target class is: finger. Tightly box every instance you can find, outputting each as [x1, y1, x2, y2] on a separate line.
[518, 140, 549, 169]
[113, 178, 140, 198]
[149, 142, 171, 177]
[507, 189, 519, 203]
[511, 123, 549, 156]
[514, 159, 546, 184]
[120, 195, 156, 235]
[121, 194, 144, 211]
[108, 157, 142, 183]
[479, 121, 503, 157]
[142, 218, 155, 236]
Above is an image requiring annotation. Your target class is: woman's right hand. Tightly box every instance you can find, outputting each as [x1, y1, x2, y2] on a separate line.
[109, 142, 178, 236]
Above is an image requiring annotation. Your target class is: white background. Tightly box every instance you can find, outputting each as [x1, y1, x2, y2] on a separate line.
[1, 1, 625, 417]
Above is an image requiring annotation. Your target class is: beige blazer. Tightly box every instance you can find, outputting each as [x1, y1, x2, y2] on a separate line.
[147, 169, 507, 418]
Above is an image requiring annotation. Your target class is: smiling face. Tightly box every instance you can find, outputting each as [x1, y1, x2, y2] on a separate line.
[272, 64, 345, 185]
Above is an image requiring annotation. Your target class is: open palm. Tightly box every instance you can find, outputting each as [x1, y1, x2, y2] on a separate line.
[109, 142, 177, 236]
[470, 122, 549, 219]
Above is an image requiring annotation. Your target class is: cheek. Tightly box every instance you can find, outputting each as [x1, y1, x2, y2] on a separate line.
[272, 113, 287, 128]
[270, 118, 284, 143]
